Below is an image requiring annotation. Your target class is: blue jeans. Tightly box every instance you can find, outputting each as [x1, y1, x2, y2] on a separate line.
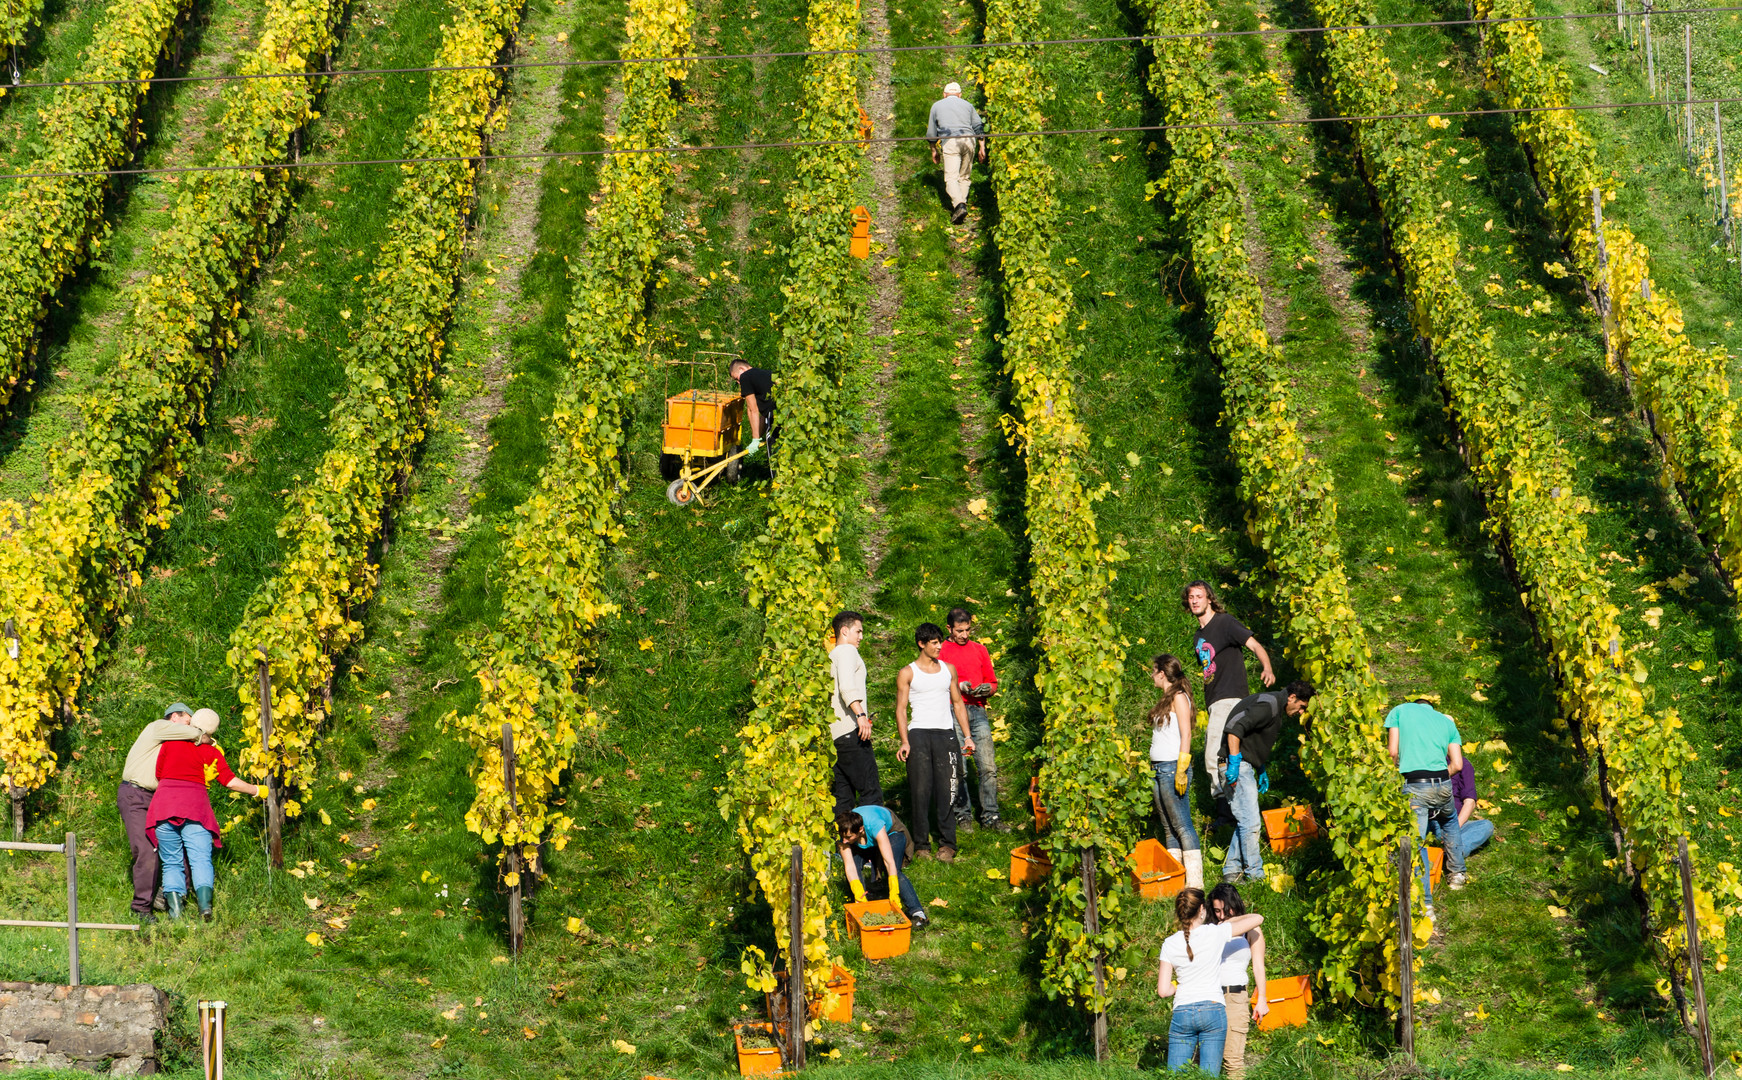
[1459, 817, 1494, 855]
[1405, 779, 1463, 904]
[851, 829, 923, 918]
[1167, 1000, 1228, 1073]
[1151, 761, 1200, 852]
[1222, 761, 1264, 881]
[951, 705, 1001, 822]
[155, 821, 214, 894]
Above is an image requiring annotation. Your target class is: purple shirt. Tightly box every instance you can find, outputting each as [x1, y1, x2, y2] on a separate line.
[1451, 759, 1477, 806]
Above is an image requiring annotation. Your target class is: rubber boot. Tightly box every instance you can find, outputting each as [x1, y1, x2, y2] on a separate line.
[1183, 849, 1205, 891]
[165, 892, 184, 920]
[195, 886, 214, 922]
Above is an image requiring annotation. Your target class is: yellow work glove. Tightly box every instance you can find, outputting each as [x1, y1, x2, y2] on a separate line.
[850, 879, 868, 904]
[1174, 767, 1189, 797]
[255, 786, 268, 800]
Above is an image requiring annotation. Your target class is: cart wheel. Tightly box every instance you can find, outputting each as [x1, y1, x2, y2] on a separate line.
[659, 453, 681, 481]
[724, 455, 741, 483]
[666, 478, 697, 506]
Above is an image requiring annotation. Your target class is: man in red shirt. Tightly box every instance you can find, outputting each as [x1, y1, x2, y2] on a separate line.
[941, 607, 1008, 832]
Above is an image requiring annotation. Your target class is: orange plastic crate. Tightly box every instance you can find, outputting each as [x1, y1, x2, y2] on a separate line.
[662, 389, 743, 456]
[844, 899, 911, 961]
[734, 1022, 784, 1074]
[1130, 838, 1187, 900]
[766, 962, 854, 1024]
[1029, 777, 1051, 831]
[850, 205, 872, 259]
[1262, 804, 1319, 854]
[1255, 975, 1312, 1031]
[1009, 842, 1053, 887]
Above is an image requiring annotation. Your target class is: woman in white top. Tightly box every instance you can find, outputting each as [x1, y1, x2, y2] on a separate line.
[1207, 882, 1268, 1080]
[1148, 654, 1203, 889]
[1158, 887, 1264, 1074]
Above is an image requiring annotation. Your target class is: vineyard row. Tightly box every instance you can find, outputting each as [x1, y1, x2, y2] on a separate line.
[1139, 0, 1420, 1010]
[0, 0, 345, 802]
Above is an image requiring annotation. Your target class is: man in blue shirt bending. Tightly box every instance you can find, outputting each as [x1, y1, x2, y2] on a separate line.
[1385, 698, 1467, 918]
[926, 82, 987, 224]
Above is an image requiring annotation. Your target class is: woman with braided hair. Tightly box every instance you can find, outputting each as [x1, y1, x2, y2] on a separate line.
[1157, 887, 1265, 1074]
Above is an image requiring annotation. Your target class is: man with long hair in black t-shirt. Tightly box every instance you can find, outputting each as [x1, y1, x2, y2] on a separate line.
[1181, 580, 1277, 800]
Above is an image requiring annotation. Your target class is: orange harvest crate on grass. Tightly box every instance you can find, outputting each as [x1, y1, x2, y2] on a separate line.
[1262, 804, 1319, 853]
[1009, 842, 1052, 887]
[1255, 975, 1312, 1031]
[733, 1022, 783, 1075]
[766, 963, 855, 1024]
[1029, 777, 1051, 830]
[844, 899, 911, 961]
[1130, 838, 1186, 900]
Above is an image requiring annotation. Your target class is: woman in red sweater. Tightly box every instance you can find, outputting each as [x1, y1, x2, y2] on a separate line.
[147, 709, 259, 921]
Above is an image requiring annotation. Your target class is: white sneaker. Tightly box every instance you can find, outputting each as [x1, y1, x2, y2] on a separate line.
[1448, 873, 1469, 890]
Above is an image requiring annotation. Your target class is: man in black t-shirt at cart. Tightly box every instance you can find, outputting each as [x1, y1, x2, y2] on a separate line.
[728, 357, 776, 457]
[1217, 682, 1315, 883]
[1182, 579, 1277, 799]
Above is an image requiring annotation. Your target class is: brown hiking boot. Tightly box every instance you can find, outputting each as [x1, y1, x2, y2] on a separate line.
[938, 846, 957, 863]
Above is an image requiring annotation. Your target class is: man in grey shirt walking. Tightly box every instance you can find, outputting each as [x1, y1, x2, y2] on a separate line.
[926, 81, 986, 224]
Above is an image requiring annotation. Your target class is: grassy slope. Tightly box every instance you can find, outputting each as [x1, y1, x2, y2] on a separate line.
[0, 0, 258, 493]
[0, 0, 620, 1074]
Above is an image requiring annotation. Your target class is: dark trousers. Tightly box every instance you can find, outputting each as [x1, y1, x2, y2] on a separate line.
[850, 829, 923, 916]
[832, 732, 885, 818]
[906, 728, 959, 851]
[117, 783, 158, 914]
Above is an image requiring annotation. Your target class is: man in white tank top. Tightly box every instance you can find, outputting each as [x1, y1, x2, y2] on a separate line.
[895, 623, 977, 862]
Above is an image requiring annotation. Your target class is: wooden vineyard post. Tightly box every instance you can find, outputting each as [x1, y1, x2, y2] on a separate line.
[65, 831, 79, 986]
[5, 619, 20, 840]
[1715, 104, 1732, 244]
[254, 651, 283, 869]
[1615, 0, 1624, 40]
[787, 842, 806, 1070]
[1683, 23, 1693, 156]
[1677, 836, 1717, 1078]
[1080, 847, 1108, 1062]
[1396, 838, 1415, 1058]
[1644, 0, 1655, 97]
[1593, 188, 1617, 376]
[503, 723, 523, 957]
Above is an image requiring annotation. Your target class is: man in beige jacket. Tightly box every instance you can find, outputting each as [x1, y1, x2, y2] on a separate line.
[117, 704, 205, 923]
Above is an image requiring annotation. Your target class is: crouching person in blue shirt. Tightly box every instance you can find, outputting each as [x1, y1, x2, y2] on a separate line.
[837, 805, 929, 929]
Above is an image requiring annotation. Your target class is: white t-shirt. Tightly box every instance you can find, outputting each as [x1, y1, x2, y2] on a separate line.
[1159, 921, 1234, 1007]
[1218, 931, 1252, 988]
[1149, 715, 1181, 762]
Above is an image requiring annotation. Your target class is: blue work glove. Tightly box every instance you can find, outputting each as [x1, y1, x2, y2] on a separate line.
[745, 438, 763, 456]
[1256, 770, 1270, 795]
[1223, 753, 1243, 786]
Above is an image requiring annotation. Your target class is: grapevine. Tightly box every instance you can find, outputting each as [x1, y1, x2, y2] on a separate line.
[1137, 0, 1420, 1009]
[1478, 0, 1742, 619]
[981, 0, 1146, 1014]
[1306, 0, 1732, 961]
[0, 0, 345, 806]
[0, 0, 194, 412]
[446, 0, 693, 883]
[0, 0, 44, 59]
[717, 0, 863, 1012]
[227, 0, 530, 812]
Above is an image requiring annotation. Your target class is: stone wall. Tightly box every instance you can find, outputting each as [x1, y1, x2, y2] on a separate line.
[0, 983, 166, 1075]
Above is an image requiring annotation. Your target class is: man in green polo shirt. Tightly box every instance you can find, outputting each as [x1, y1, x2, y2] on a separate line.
[1384, 698, 1467, 914]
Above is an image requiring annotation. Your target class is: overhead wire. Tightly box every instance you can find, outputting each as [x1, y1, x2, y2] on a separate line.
[0, 3, 1737, 93]
[0, 92, 1738, 182]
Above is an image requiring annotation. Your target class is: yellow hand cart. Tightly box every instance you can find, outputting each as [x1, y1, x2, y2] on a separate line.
[660, 351, 753, 507]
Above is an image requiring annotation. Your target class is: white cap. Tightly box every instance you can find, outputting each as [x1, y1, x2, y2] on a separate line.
[944, 82, 962, 94]
[192, 708, 221, 735]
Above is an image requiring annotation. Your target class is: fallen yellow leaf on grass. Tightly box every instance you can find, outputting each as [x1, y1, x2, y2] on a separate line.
[305, 932, 324, 947]
[523, 1027, 538, 1040]
[442, 1006, 463, 1020]
[967, 498, 989, 517]
[1555, 1066, 1574, 1073]
[929, 897, 949, 908]
[1491, 759, 1509, 773]
[430, 1035, 448, 1049]
[985, 869, 1001, 879]
[304, 895, 321, 910]
[361, 799, 377, 811]
[1548, 905, 1569, 918]
[613, 1040, 637, 1055]
[638, 638, 654, 651]
[568, 916, 584, 933]
[1267, 873, 1294, 892]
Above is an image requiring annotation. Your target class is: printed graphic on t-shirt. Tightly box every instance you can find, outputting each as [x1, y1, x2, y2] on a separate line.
[1196, 637, 1216, 684]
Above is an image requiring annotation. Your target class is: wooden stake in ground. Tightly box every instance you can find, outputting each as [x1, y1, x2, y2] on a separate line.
[1677, 836, 1717, 1078]
[5, 618, 20, 841]
[254, 652, 283, 869]
[1714, 103, 1731, 242]
[503, 722, 523, 956]
[787, 842, 806, 1070]
[1081, 847, 1108, 1062]
[1593, 188, 1616, 373]
[1644, 0, 1655, 96]
[1396, 838, 1415, 1057]
[65, 831, 78, 986]
[1683, 23, 1693, 154]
